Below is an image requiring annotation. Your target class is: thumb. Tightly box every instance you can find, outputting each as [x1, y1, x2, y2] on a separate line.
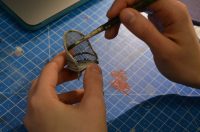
[120, 8, 167, 51]
[81, 64, 104, 107]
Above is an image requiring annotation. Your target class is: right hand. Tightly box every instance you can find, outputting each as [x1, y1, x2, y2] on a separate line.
[105, 0, 200, 88]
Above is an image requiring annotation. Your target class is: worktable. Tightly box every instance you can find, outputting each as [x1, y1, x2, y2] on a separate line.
[1, 0, 200, 131]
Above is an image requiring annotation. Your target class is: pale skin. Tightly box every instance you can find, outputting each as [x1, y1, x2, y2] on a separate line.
[24, 0, 200, 131]
[24, 52, 107, 132]
[105, 0, 200, 87]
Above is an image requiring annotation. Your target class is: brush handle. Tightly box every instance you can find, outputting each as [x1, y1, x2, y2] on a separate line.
[67, 0, 156, 50]
[102, 0, 156, 30]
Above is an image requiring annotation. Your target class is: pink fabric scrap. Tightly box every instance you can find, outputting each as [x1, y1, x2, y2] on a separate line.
[110, 70, 130, 95]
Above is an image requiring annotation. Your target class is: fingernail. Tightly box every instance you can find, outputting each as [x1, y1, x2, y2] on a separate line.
[87, 63, 102, 74]
[121, 9, 136, 24]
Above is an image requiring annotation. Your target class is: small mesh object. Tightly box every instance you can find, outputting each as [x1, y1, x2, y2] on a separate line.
[63, 30, 98, 72]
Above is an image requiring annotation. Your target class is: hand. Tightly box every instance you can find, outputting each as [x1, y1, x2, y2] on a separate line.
[105, 0, 200, 87]
[24, 52, 107, 132]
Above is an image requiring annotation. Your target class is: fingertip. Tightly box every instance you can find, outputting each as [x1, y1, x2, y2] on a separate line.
[82, 63, 104, 105]
[106, 1, 116, 19]
[60, 50, 65, 54]
[84, 63, 103, 89]
[47, 51, 67, 71]
[106, 9, 112, 19]
[86, 63, 102, 75]
[105, 29, 115, 40]
[105, 24, 120, 40]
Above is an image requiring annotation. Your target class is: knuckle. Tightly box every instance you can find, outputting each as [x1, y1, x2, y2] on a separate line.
[175, 2, 189, 21]
[178, 2, 188, 13]
[29, 95, 40, 108]
[47, 61, 58, 70]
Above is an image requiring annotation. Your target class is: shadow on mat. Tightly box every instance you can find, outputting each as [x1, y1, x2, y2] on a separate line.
[108, 94, 200, 132]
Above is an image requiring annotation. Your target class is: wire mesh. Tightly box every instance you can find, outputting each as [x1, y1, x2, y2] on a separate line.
[63, 30, 98, 72]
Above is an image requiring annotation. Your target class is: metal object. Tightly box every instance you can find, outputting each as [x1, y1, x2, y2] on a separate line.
[63, 30, 98, 73]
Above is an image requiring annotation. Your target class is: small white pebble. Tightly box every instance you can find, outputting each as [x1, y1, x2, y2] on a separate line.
[14, 46, 24, 56]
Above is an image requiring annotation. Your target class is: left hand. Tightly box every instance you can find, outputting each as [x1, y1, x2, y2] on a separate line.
[24, 52, 107, 132]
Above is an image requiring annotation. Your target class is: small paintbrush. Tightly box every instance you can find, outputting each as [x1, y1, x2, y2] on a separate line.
[68, 0, 156, 50]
